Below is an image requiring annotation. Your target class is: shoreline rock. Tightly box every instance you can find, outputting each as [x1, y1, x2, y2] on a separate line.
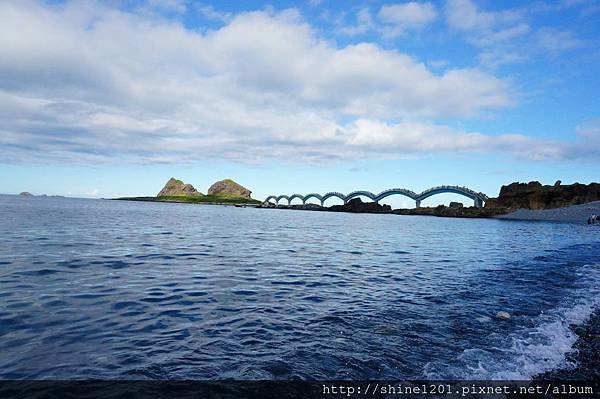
[534, 308, 600, 380]
[261, 199, 508, 218]
[485, 181, 600, 210]
[329, 198, 391, 213]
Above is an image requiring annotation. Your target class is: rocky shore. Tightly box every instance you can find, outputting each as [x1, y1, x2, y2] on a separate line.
[534, 308, 600, 380]
[497, 201, 600, 224]
[261, 198, 600, 223]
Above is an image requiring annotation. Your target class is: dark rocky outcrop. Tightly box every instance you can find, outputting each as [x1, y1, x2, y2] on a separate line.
[157, 178, 202, 197]
[207, 179, 252, 199]
[329, 198, 391, 213]
[485, 181, 600, 211]
[19, 192, 33, 196]
[393, 205, 505, 218]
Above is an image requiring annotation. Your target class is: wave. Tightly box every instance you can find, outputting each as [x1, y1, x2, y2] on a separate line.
[423, 262, 600, 380]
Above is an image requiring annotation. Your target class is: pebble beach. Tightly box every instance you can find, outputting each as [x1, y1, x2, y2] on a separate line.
[496, 201, 600, 224]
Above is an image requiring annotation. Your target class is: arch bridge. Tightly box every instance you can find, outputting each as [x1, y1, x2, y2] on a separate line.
[264, 185, 489, 208]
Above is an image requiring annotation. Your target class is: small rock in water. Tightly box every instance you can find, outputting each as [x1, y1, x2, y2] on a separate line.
[496, 311, 511, 320]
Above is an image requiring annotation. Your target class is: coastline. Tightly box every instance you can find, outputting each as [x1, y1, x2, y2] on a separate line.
[495, 201, 600, 224]
[535, 308, 600, 380]
[258, 200, 599, 224]
[113, 196, 262, 206]
[111, 195, 600, 225]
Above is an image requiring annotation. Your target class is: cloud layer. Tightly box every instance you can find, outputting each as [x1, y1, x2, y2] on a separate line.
[0, 1, 594, 164]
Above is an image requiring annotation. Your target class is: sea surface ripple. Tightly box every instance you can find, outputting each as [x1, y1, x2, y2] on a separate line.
[0, 195, 598, 379]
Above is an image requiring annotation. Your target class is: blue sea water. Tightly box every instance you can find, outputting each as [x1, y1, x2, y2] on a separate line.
[0, 194, 598, 380]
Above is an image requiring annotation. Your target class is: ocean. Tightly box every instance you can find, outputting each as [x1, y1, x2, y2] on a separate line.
[0, 195, 598, 379]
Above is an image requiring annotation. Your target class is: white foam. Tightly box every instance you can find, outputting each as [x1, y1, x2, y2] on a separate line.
[424, 263, 600, 380]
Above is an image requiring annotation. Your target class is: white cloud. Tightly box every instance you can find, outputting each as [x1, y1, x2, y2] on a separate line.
[445, 0, 528, 42]
[478, 50, 528, 68]
[535, 28, 583, 54]
[576, 119, 600, 139]
[377, 2, 437, 37]
[344, 119, 564, 160]
[194, 4, 232, 22]
[147, 0, 187, 14]
[445, 0, 523, 32]
[445, 0, 585, 67]
[0, 0, 587, 164]
[336, 8, 373, 36]
[86, 188, 100, 197]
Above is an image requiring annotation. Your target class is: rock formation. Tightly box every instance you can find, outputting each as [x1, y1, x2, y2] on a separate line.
[207, 179, 252, 199]
[329, 198, 391, 213]
[484, 181, 600, 210]
[19, 192, 33, 196]
[157, 178, 202, 197]
[393, 204, 504, 218]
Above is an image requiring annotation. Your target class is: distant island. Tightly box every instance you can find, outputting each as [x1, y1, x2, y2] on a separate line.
[116, 177, 261, 205]
[18, 192, 64, 198]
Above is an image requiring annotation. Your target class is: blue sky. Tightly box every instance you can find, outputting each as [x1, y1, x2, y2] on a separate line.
[0, 0, 599, 206]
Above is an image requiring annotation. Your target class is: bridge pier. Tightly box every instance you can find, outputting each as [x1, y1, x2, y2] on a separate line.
[474, 198, 483, 208]
[416, 200, 421, 208]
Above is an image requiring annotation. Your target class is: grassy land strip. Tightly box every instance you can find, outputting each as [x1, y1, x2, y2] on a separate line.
[115, 195, 262, 205]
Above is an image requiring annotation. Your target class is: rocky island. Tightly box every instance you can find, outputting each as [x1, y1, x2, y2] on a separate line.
[208, 179, 252, 199]
[157, 178, 202, 197]
[116, 177, 260, 205]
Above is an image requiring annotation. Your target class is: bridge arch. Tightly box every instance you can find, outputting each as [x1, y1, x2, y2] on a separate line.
[264, 195, 277, 205]
[303, 193, 323, 205]
[276, 195, 290, 205]
[288, 194, 304, 205]
[321, 192, 346, 205]
[416, 186, 487, 208]
[344, 191, 376, 203]
[374, 188, 417, 203]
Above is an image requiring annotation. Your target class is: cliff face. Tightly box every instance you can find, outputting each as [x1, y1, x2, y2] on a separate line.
[207, 179, 252, 199]
[485, 181, 600, 210]
[157, 178, 202, 197]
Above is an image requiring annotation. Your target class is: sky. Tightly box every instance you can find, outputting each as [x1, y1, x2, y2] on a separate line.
[0, 0, 599, 207]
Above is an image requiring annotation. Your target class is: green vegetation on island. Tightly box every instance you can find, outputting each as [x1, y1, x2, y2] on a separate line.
[120, 195, 261, 205]
[115, 177, 260, 205]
